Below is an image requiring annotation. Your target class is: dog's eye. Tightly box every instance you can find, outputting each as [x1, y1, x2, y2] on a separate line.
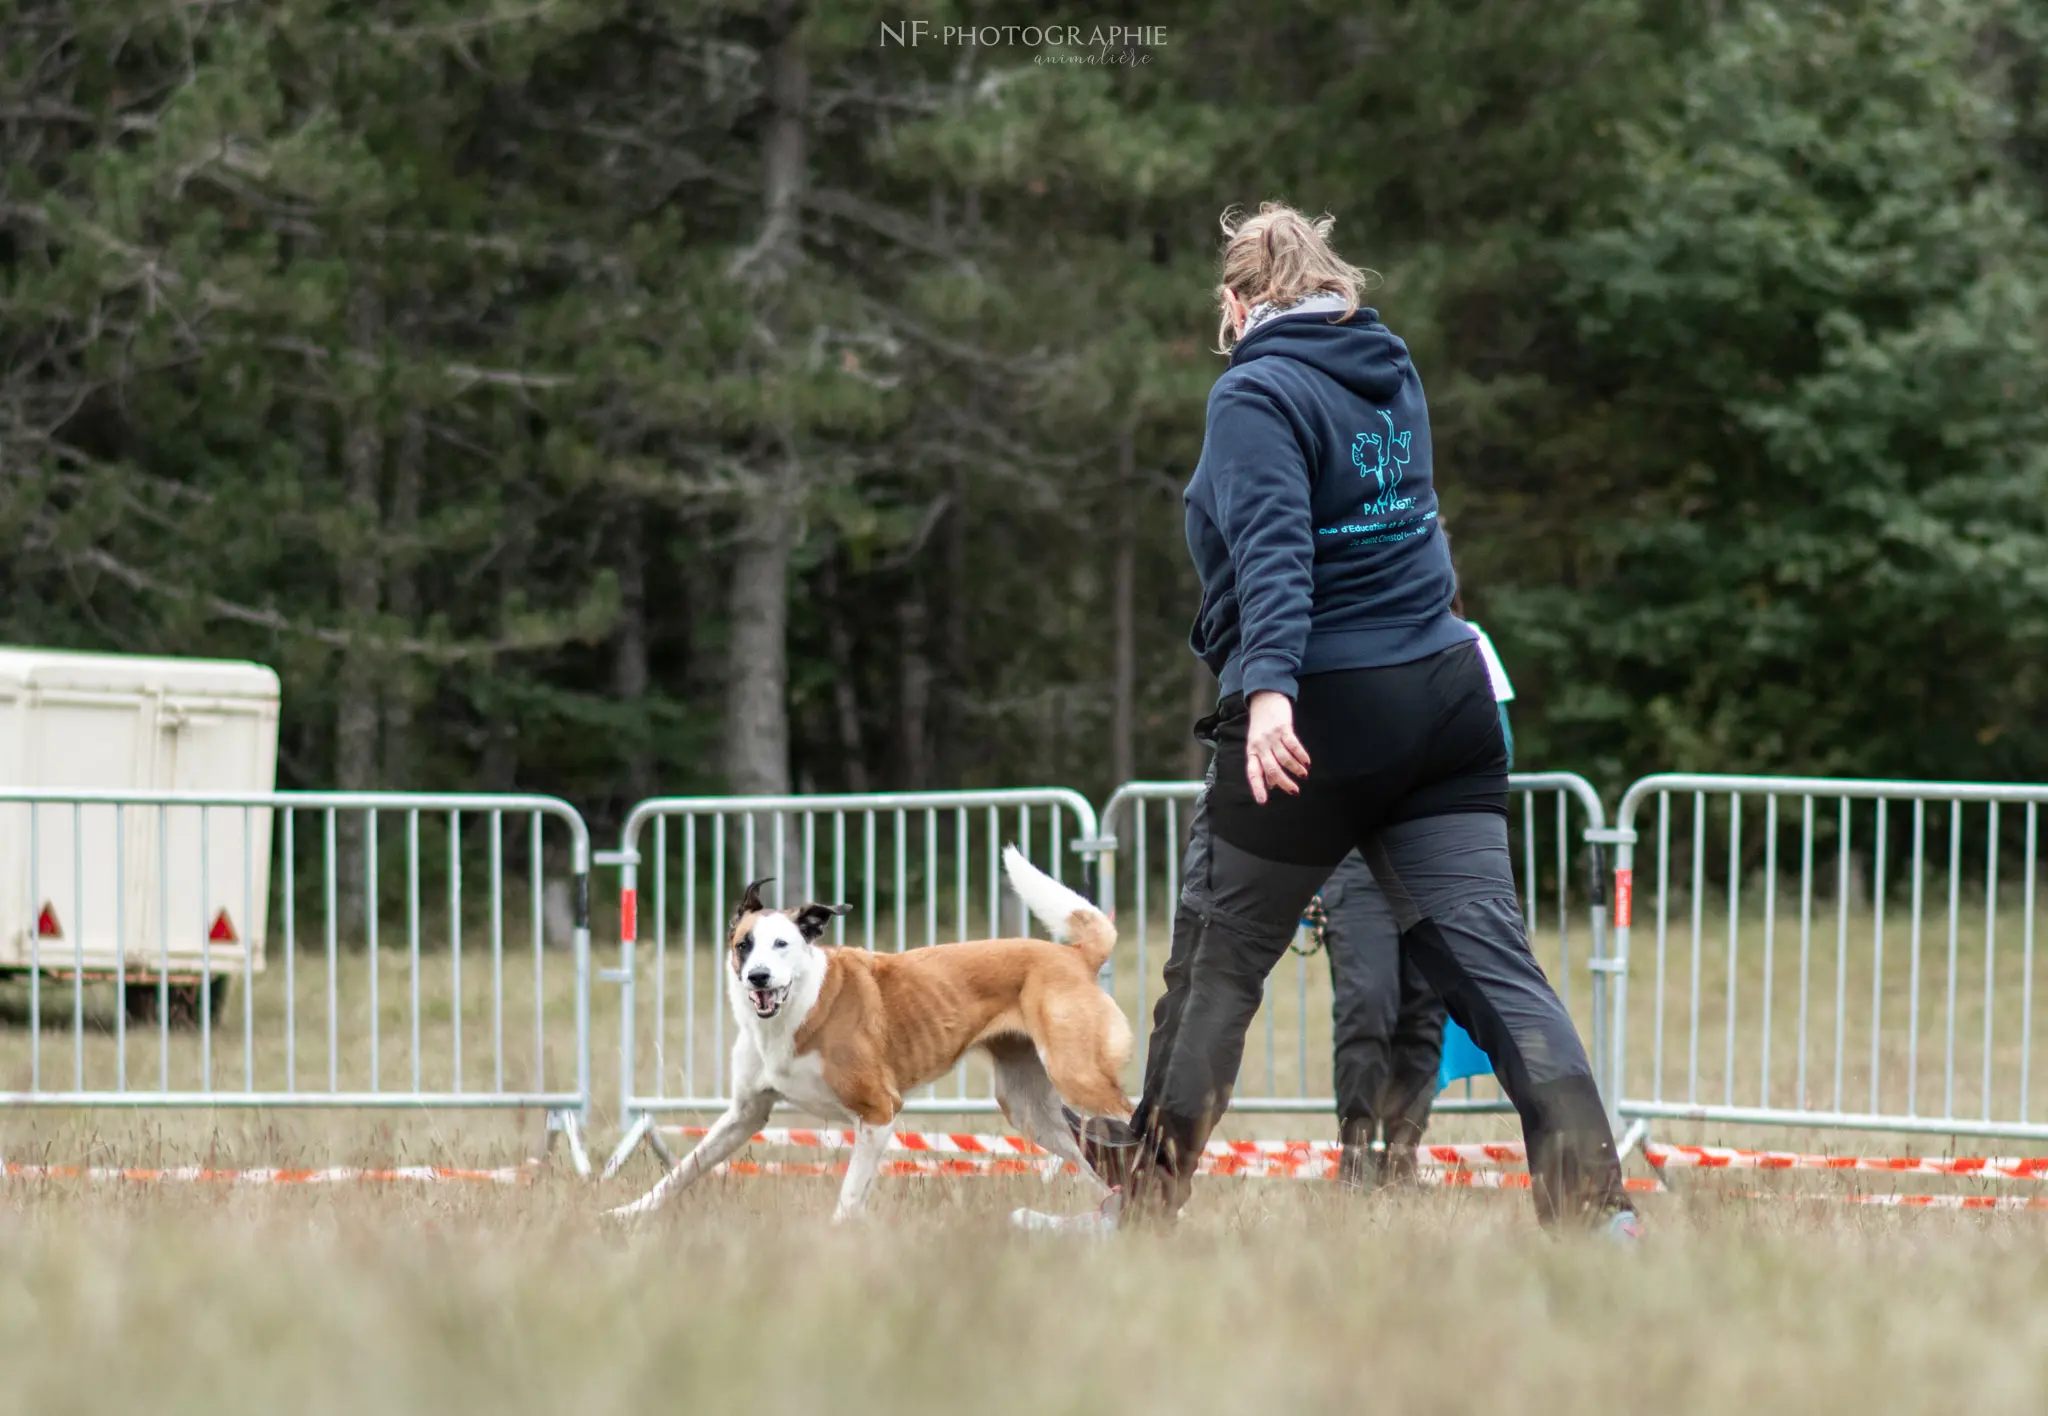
[773, 938, 787, 949]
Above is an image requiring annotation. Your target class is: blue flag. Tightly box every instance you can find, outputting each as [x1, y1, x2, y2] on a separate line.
[1436, 1018, 1493, 1093]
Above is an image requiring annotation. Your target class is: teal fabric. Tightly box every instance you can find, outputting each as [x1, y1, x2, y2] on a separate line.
[1437, 1017, 1493, 1091]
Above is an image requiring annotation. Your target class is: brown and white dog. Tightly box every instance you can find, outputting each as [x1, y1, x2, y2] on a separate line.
[609, 846, 1132, 1221]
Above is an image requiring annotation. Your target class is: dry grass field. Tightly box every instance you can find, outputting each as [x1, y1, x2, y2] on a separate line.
[4, 865, 2048, 1415]
[4, 1160, 2048, 1416]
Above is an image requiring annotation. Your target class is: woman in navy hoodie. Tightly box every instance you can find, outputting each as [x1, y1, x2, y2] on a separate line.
[1021, 205, 1637, 1237]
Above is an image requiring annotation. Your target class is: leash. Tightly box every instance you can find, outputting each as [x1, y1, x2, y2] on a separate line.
[1292, 895, 1328, 957]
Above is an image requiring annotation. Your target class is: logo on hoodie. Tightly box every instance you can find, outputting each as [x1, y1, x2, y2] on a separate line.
[1352, 410, 1412, 502]
[1318, 409, 1432, 543]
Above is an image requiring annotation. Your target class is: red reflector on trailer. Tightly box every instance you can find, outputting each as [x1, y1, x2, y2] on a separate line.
[208, 909, 238, 943]
[36, 903, 62, 939]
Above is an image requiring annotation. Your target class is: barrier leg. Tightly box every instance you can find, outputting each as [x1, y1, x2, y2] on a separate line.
[602, 1112, 656, 1181]
[648, 1126, 679, 1167]
[541, 1109, 592, 1178]
[1613, 1117, 1669, 1191]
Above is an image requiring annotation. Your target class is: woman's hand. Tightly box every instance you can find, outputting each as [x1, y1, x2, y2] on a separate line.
[1244, 690, 1311, 804]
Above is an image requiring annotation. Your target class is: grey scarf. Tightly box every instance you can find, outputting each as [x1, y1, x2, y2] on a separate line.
[1239, 290, 1353, 342]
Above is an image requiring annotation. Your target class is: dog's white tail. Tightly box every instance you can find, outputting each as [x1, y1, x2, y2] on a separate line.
[1003, 845, 1115, 973]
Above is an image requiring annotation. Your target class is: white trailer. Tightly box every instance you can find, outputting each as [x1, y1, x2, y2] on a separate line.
[0, 647, 281, 1020]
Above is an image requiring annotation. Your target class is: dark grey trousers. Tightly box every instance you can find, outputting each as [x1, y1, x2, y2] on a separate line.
[1123, 766, 1625, 1227]
[1321, 851, 1445, 1150]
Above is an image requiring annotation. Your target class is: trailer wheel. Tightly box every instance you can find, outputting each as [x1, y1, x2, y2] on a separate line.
[124, 978, 231, 1028]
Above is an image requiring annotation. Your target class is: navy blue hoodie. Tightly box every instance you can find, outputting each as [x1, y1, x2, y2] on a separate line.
[1184, 305, 1465, 701]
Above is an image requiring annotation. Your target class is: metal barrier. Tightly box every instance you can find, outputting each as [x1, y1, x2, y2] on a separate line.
[1608, 775, 2048, 1146]
[598, 789, 1103, 1177]
[1095, 773, 1618, 1115]
[0, 789, 593, 1173]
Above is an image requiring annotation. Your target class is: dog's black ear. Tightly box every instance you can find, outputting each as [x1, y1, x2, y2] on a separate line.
[733, 878, 775, 923]
[793, 901, 853, 941]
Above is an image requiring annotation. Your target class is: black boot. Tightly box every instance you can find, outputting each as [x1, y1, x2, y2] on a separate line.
[1336, 1115, 1377, 1193]
[1379, 1115, 1424, 1188]
[1062, 1105, 1142, 1190]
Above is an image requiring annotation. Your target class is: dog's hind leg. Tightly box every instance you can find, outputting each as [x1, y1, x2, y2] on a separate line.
[988, 1037, 1110, 1195]
[832, 1120, 894, 1222]
[607, 1089, 774, 1218]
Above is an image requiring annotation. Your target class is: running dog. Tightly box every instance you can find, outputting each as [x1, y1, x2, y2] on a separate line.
[608, 846, 1132, 1221]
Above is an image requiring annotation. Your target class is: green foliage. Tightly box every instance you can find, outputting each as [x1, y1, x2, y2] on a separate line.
[4, 0, 2045, 822]
[1552, 0, 2048, 781]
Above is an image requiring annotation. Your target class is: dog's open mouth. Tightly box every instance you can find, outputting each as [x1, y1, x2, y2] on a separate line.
[747, 985, 788, 1019]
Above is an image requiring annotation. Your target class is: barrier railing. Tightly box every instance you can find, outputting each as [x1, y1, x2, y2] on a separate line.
[1095, 772, 1618, 1116]
[15, 773, 2038, 1184]
[598, 789, 1102, 1177]
[0, 790, 593, 1173]
[1608, 775, 2048, 1147]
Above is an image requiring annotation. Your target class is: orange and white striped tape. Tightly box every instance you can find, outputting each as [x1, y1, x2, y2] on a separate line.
[2, 1162, 530, 1185]
[672, 1127, 1046, 1157]
[666, 1125, 1528, 1169]
[707, 1154, 1658, 1192]
[721, 1159, 1049, 1180]
[1830, 1192, 2048, 1211]
[668, 1128, 1654, 1190]
[678, 1128, 2048, 1185]
[1199, 1137, 1529, 1167]
[1647, 1143, 2048, 1180]
[1744, 1190, 2048, 1212]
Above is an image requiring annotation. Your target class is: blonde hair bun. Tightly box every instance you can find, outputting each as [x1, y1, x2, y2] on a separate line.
[1216, 202, 1381, 352]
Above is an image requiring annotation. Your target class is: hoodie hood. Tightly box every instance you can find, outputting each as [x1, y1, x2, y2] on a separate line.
[1228, 306, 1409, 404]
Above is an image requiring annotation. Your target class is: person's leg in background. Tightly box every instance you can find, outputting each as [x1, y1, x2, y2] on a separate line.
[1367, 694, 1507, 1182]
[1367, 672, 1511, 1185]
[1319, 852, 1403, 1190]
[1324, 851, 1449, 1189]
[1361, 812, 1631, 1227]
[1377, 951, 1447, 1184]
[1375, 698, 1508, 1180]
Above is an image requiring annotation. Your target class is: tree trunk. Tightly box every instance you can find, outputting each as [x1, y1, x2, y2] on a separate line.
[479, 468, 528, 794]
[334, 281, 383, 942]
[1110, 425, 1138, 786]
[721, 0, 809, 898]
[612, 502, 653, 803]
[896, 585, 932, 789]
[719, 0, 809, 785]
[478, 591, 523, 793]
[1047, 685, 1066, 788]
[729, 0, 809, 284]
[723, 477, 796, 797]
[820, 555, 869, 793]
[938, 467, 970, 784]
[381, 402, 424, 789]
[723, 469, 805, 902]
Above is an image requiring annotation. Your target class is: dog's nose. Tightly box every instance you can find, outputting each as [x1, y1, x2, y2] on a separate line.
[745, 968, 773, 988]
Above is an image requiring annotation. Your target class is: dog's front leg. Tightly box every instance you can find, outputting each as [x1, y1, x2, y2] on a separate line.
[831, 1120, 895, 1223]
[607, 1089, 775, 1218]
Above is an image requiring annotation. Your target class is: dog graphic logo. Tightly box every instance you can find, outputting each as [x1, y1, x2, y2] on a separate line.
[1318, 408, 1427, 542]
[1351, 409, 1412, 496]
